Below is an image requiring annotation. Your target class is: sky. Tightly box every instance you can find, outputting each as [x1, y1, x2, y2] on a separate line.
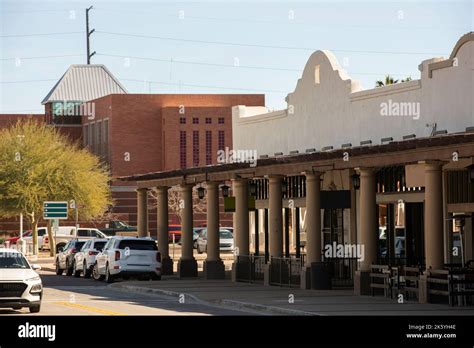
[0, 0, 473, 113]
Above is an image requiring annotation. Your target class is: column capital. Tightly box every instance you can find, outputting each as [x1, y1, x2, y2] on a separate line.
[135, 187, 149, 193]
[304, 171, 322, 179]
[155, 185, 169, 191]
[357, 167, 376, 177]
[420, 160, 445, 171]
[205, 181, 220, 189]
[266, 174, 285, 179]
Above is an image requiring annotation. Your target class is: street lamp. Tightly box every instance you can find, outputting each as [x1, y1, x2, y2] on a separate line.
[351, 173, 361, 190]
[197, 186, 205, 200]
[221, 184, 230, 198]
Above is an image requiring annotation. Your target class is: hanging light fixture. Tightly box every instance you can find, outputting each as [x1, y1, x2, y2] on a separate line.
[249, 181, 257, 197]
[197, 186, 205, 200]
[351, 173, 361, 190]
[281, 179, 288, 195]
[467, 164, 474, 184]
[221, 184, 230, 198]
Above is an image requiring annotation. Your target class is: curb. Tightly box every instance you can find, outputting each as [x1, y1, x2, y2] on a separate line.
[109, 283, 319, 316]
[215, 299, 320, 316]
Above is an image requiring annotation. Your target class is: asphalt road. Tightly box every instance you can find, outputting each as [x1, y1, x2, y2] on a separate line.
[0, 269, 249, 316]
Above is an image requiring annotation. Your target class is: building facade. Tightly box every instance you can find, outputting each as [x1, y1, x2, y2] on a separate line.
[122, 32, 474, 304]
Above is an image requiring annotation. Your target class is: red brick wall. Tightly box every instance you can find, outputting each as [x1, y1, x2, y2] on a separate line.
[89, 94, 264, 232]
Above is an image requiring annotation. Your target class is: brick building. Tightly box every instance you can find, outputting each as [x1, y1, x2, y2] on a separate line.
[0, 64, 265, 234]
[84, 93, 265, 232]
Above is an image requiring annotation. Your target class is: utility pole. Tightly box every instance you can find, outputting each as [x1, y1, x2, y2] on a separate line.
[86, 6, 96, 64]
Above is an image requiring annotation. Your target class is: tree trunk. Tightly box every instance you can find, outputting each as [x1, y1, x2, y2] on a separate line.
[32, 219, 39, 256]
[47, 220, 56, 257]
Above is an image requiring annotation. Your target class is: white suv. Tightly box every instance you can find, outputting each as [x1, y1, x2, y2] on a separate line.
[0, 248, 42, 313]
[73, 238, 108, 278]
[94, 236, 162, 283]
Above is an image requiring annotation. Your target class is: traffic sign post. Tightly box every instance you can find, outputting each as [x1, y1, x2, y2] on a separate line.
[43, 201, 68, 220]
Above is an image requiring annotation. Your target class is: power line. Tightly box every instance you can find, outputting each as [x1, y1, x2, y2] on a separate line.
[98, 52, 416, 77]
[96, 31, 448, 56]
[0, 32, 83, 38]
[98, 53, 300, 72]
[0, 79, 58, 84]
[1, 54, 82, 61]
[120, 78, 287, 94]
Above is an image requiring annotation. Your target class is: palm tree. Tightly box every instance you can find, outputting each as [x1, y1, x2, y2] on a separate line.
[376, 75, 412, 87]
[376, 74, 398, 87]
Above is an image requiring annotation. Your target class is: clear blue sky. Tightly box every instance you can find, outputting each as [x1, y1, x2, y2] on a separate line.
[1, 0, 472, 113]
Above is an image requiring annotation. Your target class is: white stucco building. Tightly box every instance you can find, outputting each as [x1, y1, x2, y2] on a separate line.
[233, 32, 474, 157]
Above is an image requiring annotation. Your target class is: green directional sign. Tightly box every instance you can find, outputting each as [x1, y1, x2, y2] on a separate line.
[43, 201, 68, 220]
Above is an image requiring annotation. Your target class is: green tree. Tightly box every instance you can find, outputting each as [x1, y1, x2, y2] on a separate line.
[0, 121, 111, 255]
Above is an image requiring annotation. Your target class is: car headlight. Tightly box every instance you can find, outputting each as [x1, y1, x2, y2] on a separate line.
[26, 276, 41, 282]
[30, 283, 42, 294]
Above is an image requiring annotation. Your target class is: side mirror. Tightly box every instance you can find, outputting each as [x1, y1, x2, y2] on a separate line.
[31, 264, 41, 271]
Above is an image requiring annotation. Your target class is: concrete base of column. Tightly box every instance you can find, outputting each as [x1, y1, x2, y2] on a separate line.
[204, 260, 225, 279]
[161, 256, 173, 275]
[231, 261, 238, 282]
[300, 266, 311, 289]
[418, 274, 428, 304]
[263, 263, 271, 286]
[354, 270, 371, 296]
[178, 258, 198, 278]
[301, 263, 332, 290]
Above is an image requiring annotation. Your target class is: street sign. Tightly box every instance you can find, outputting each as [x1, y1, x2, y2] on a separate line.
[43, 201, 68, 220]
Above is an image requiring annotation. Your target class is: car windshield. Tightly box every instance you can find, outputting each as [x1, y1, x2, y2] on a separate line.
[75, 242, 86, 250]
[118, 240, 158, 250]
[94, 241, 106, 251]
[0, 252, 30, 269]
[220, 230, 233, 239]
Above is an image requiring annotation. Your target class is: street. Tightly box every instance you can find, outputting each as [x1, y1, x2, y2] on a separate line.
[0, 269, 249, 316]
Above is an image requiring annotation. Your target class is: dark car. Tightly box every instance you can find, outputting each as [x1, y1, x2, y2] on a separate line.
[55, 239, 87, 276]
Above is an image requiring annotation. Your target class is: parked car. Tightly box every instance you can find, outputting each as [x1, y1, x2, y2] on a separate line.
[0, 248, 42, 313]
[24, 227, 49, 250]
[98, 220, 137, 236]
[5, 231, 32, 245]
[44, 227, 107, 253]
[193, 228, 205, 249]
[73, 238, 108, 278]
[94, 236, 162, 283]
[196, 228, 234, 254]
[54, 239, 87, 276]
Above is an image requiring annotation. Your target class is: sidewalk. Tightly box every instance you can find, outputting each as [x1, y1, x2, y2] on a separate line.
[110, 274, 474, 316]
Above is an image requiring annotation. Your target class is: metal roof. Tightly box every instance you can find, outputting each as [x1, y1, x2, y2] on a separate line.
[41, 64, 127, 104]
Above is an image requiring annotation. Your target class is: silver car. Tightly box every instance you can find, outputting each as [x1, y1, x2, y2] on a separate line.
[196, 228, 234, 254]
[73, 238, 108, 278]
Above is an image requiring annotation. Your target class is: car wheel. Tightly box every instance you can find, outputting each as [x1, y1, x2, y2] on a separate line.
[55, 260, 63, 276]
[29, 304, 41, 313]
[105, 264, 114, 283]
[151, 274, 161, 281]
[65, 260, 73, 276]
[73, 261, 81, 277]
[92, 263, 104, 281]
[83, 262, 91, 278]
